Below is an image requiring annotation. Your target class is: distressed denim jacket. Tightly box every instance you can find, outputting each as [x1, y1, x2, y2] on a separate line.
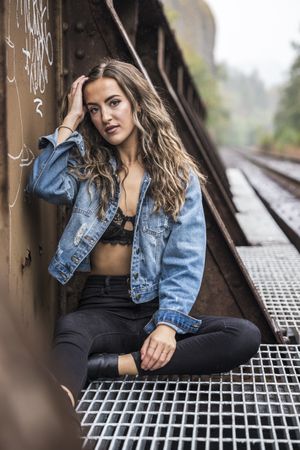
[25, 127, 207, 335]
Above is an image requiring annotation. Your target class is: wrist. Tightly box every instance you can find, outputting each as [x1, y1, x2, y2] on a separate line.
[156, 324, 176, 334]
[63, 113, 81, 130]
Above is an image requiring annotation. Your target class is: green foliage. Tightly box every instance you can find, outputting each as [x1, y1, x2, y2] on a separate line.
[273, 39, 300, 150]
[163, 6, 180, 27]
[179, 41, 231, 145]
[216, 65, 277, 147]
[259, 133, 275, 153]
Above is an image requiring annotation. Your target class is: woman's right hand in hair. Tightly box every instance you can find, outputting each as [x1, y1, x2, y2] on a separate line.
[67, 75, 89, 124]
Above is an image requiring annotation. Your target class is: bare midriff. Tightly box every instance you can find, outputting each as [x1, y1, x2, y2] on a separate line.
[90, 242, 133, 275]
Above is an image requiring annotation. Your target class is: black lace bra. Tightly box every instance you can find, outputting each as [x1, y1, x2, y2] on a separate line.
[100, 206, 136, 245]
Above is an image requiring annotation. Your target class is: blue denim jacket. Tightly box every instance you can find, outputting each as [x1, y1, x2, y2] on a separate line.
[25, 128, 207, 335]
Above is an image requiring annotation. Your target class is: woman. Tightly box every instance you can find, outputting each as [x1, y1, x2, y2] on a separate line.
[26, 58, 261, 410]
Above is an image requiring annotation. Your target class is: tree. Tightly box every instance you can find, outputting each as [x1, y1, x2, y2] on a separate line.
[273, 38, 300, 148]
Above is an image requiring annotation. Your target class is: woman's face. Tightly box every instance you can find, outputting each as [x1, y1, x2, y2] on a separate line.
[83, 77, 137, 147]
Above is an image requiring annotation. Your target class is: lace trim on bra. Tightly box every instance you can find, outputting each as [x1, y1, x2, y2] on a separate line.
[112, 206, 136, 228]
[99, 206, 136, 245]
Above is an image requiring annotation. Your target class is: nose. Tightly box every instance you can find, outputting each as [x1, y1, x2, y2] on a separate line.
[101, 107, 112, 125]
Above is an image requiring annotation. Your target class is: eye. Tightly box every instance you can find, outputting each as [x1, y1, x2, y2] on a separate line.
[89, 107, 98, 114]
[110, 99, 120, 107]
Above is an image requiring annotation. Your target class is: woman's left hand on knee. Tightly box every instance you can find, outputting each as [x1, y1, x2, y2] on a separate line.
[140, 326, 176, 371]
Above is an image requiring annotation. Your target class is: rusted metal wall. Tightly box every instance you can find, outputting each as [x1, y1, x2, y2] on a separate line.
[2, 0, 61, 346]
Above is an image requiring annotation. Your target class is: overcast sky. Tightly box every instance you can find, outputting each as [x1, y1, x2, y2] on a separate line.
[206, 0, 300, 88]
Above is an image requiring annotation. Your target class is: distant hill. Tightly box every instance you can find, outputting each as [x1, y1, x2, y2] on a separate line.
[161, 0, 279, 147]
[161, 0, 216, 74]
[218, 65, 280, 146]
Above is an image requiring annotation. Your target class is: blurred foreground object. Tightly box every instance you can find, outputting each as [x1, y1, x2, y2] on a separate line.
[0, 279, 82, 450]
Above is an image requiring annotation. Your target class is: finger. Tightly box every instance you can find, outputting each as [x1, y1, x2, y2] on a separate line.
[150, 350, 173, 371]
[143, 344, 164, 370]
[148, 348, 170, 371]
[72, 75, 87, 85]
[141, 345, 156, 368]
[71, 76, 88, 92]
[141, 343, 157, 369]
[140, 338, 151, 363]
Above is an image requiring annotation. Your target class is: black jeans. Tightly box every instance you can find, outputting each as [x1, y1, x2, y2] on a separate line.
[50, 275, 261, 402]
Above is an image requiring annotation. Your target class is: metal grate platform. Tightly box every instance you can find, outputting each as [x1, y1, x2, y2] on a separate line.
[237, 245, 300, 340]
[77, 345, 300, 450]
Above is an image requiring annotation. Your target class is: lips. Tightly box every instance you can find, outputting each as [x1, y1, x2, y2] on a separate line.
[105, 125, 119, 134]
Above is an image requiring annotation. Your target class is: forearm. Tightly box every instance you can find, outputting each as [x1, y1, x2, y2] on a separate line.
[57, 113, 82, 146]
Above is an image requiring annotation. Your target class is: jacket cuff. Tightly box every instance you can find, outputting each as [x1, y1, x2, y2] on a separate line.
[38, 128, 85, 157]
[143, 308, 202, 335]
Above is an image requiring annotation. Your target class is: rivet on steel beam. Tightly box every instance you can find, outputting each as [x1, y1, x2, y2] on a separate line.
[63, 68, 69, 77]
[75, 22, 85, 32]
[62, 22, 69, 32]
[38, 245, 43, 256]
[75, 49, 85, 59]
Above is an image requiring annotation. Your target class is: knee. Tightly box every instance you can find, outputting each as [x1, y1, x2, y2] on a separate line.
[53, 313, 87, 342]
[226, 318, 261, 360]
[242, 319, 261, 353]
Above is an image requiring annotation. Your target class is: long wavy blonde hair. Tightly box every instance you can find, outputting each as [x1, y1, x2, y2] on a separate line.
[61, 58, 206, 221]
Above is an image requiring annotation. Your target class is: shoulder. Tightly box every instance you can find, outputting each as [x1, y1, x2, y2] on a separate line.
[186, 168, 202, 198]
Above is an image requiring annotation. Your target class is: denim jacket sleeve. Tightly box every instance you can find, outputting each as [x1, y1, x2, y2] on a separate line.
[25, 127, 85, 206]
[145, 170, 206, 334]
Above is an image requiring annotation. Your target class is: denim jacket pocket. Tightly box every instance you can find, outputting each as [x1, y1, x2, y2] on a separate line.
[141, 201, 170, 237]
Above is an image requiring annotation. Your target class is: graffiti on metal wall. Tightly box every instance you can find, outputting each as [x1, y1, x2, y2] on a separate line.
[5, 0, 54, 208]
[15, 0, 54, 112]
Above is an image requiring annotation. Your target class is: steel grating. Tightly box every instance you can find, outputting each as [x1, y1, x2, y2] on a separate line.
[237, 245, 300, 340]
[77, 344, 300, 450]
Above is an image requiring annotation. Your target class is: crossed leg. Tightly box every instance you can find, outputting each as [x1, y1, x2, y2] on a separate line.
[130, 315, 261, 376]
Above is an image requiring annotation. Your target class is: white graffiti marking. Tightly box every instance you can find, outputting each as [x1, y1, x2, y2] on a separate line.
[17, 0, 53, 100]
[5, 0, 54, 214]
[34, 98, 43, 117]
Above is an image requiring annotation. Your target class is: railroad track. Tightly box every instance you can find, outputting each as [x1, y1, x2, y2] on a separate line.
[219, 147, 300, 251]
[234, 149, 300, 198]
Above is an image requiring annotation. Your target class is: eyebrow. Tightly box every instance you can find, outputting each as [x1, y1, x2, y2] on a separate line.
[86, 95, 121, 106]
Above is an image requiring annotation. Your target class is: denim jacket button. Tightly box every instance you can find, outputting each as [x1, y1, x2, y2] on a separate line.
[71, 256, 79, 263]
[136, 293, 141, 299]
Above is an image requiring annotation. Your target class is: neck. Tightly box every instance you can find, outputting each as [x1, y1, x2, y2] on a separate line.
[116, 127, 140, 166]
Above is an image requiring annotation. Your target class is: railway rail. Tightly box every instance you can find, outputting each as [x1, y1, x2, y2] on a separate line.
[219, 147, 300, 252]
[233, 148, 300, 199]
